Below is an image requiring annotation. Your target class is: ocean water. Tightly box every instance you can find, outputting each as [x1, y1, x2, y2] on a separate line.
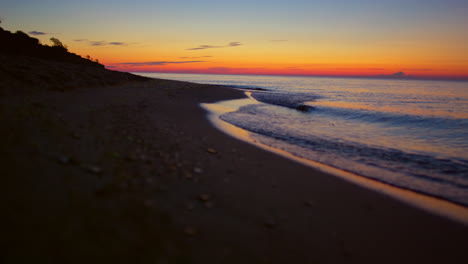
[137, 73, 468, 207]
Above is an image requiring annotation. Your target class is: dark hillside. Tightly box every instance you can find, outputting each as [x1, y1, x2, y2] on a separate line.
[0, 27, 101, 67]
[0, 27, 148, 94]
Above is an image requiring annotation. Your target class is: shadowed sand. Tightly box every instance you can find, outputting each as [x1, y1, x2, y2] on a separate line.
[1, 58, 467, 263]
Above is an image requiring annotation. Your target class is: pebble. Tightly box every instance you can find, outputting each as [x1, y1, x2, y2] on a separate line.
[57, 155, 78, 165]
[198, 194, 211, 201]
[204, 201, 214, 209]
[193, 167, 203, 174]
[85, 165, 102, 174]
[264, 218, 277, 228]
[207, 148, 217, 154]
[184, 227, 198, 236]
[145, 177, 154, 184]
[57, 155, 70, 164]
[157, 185, 167, 192]
[144, 200, 153, 208]
[126, 154, 137, 161]
[186, 202, 195, 210]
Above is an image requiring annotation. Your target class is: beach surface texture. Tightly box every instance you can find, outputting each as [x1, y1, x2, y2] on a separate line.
[1, 29, 467, 264]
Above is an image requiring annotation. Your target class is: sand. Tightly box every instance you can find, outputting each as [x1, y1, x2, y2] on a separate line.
[1, 71, 467, 263]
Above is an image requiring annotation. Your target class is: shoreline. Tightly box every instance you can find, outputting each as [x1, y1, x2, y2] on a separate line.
[1, 77, 467, 263]
[202, 94, 468, 226]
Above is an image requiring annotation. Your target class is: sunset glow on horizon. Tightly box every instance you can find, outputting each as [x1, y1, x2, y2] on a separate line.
[3, 0, 468, 80]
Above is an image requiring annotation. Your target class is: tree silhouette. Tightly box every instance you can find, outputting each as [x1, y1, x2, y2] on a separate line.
[50, 37, 68, 51]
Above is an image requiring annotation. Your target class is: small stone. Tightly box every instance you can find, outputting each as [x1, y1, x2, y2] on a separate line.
[69, 157, 78, 165]
[186, 202, 195, 210]
[145, 177, 154, 184]
[264, 218, 276, 228]
[207, 148, 217, 154]
[144, 200, 153, 208]
[193, 167, 203, 174]
[185, 172, 193, 179]
[198, 194, 211, 201]
[32, 102, 45, 108]
[86, 165, 102, 174]
[204, 201, 215, 209]
[157, 185, 167, 192]
[126, 154, 137, 161]
[57, 155, 70, 164]
[184, 227, 198, 236]
[95, 187, 112, 197]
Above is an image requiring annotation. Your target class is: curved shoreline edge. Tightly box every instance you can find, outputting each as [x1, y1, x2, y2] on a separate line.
[2, 74, 467, 262]
[201, 94, 468, 226]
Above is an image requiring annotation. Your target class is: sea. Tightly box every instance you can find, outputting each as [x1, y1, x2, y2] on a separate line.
[137, 72, 468, 208]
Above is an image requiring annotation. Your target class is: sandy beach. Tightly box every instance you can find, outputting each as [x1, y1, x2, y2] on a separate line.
[1, 59, 467, 263]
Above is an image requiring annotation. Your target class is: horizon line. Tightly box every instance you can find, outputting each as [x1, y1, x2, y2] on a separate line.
[119, 69, 468, 82]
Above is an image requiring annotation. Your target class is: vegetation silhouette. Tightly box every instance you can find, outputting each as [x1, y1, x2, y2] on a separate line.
[49, 37, 68, 51]
[0, 26, 102, 67]
[0, 26, 148, 93]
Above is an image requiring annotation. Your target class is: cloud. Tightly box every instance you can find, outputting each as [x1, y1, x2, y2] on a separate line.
[178, 56, 213, 59]
[186, 45, 222, 50]
[74, 39, 131, 46]
[90, 41, 106, 46]
[206, 67, 265, 73]
[115, 61, 207, 67]
[271, 39, 288, 42]
[186, 42, 243, 50]
[227, 41, 242, 47]
[108, 42, 126, 46]
[29, 31, 47, 35]
[90, 41, 127, 46]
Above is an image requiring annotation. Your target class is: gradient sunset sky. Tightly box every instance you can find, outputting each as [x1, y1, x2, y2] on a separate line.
[2, 0, 468, 79]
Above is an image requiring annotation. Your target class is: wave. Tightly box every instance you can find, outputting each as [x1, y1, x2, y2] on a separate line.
[226, 85, 270, 91]
[220, 104, 468, 206]
[251, 91, 319, 111]
[315, 106, 468, 130]
[250, 91, 468, 129]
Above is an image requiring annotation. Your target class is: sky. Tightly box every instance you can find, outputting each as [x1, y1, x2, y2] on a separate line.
[2, 0, 468, 79]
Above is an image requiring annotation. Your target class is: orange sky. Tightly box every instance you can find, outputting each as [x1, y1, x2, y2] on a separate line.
[3, 0, 468, 80]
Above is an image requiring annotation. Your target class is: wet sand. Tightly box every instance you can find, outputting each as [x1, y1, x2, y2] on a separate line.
[1, 72, 467, 263]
